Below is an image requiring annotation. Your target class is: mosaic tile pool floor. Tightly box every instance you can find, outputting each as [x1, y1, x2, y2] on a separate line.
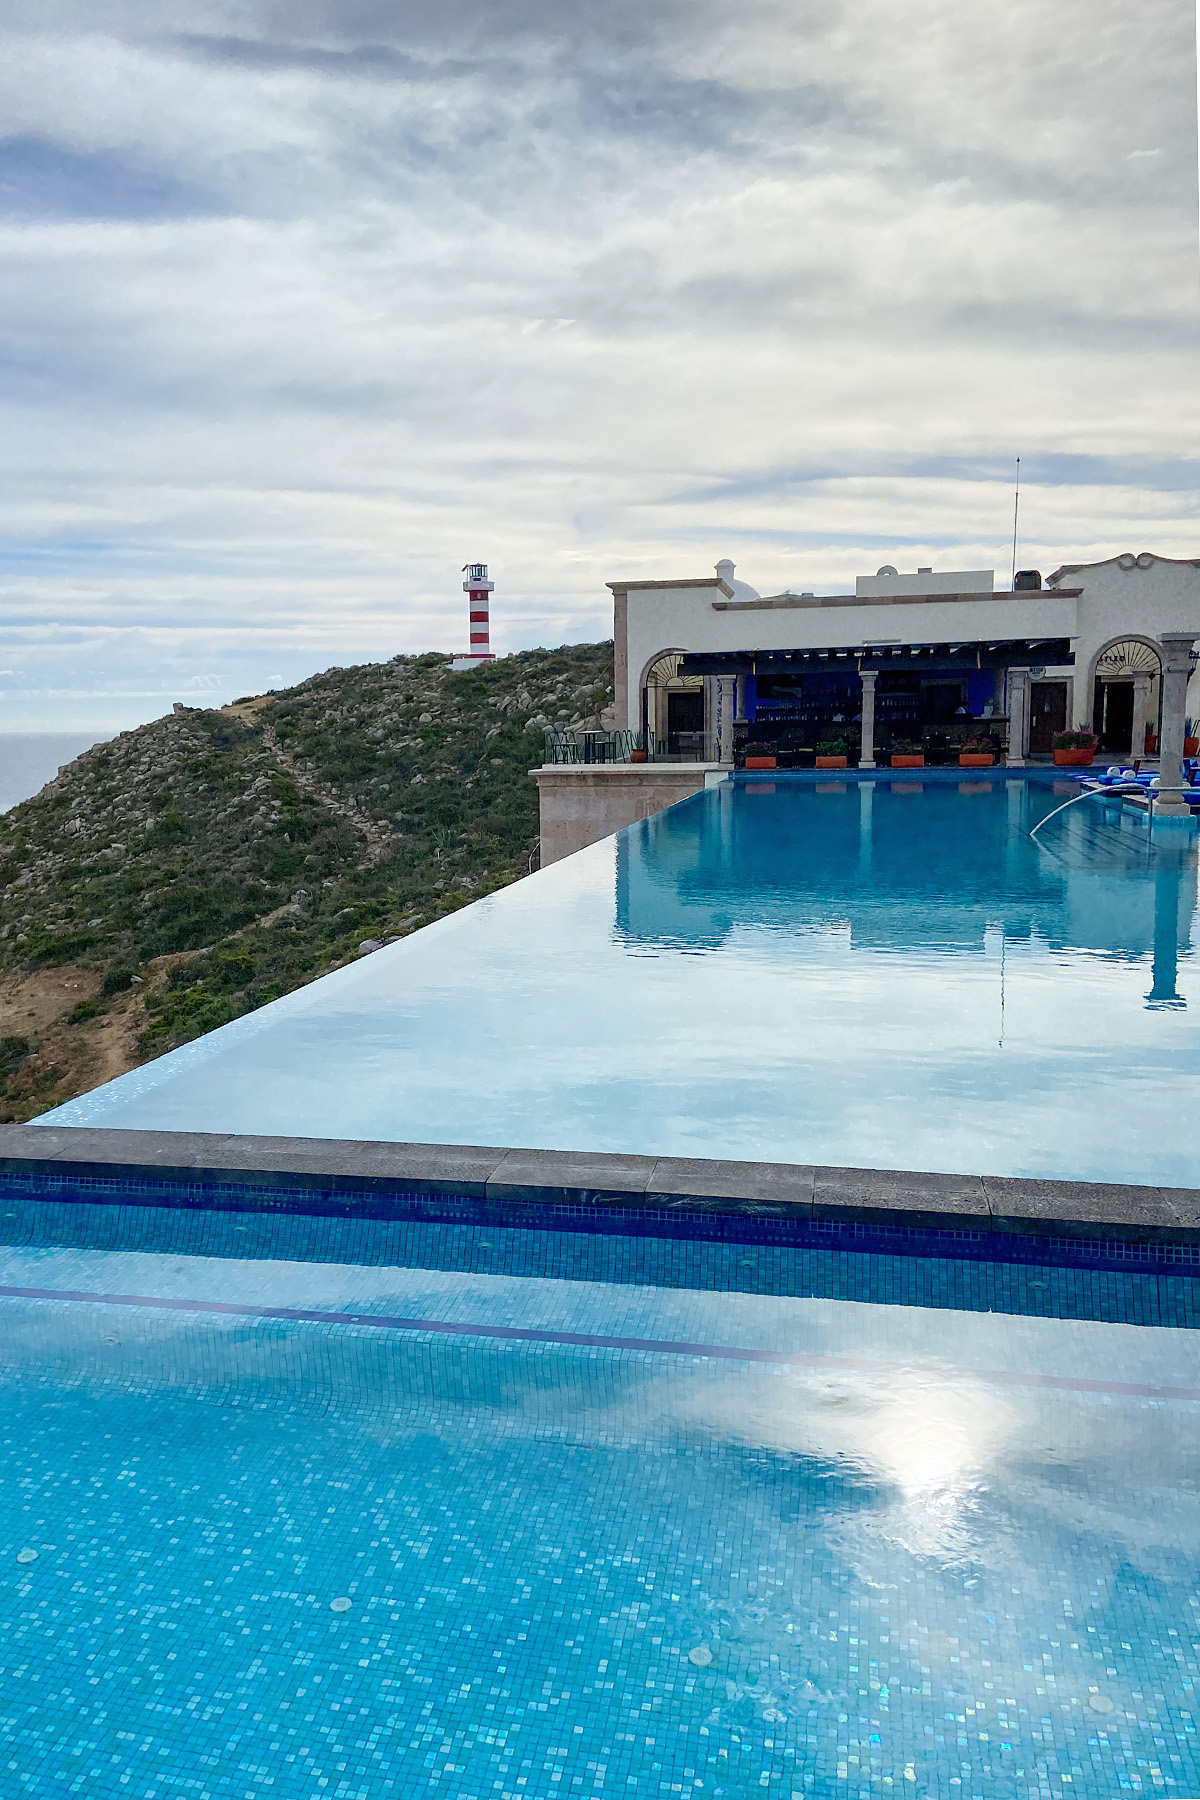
[2, 1213, 1199, 1799]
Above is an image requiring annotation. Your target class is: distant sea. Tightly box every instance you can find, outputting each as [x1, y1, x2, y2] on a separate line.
[0, 733, 112, 813]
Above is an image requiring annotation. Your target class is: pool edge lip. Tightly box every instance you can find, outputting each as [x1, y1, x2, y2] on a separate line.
[2, 1123, 1198, 1247]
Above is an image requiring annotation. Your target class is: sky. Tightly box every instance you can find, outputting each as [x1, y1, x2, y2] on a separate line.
[0, 0, 1197, 732]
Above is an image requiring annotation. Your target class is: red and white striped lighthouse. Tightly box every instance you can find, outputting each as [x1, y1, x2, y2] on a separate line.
[451, 563, 497, 670]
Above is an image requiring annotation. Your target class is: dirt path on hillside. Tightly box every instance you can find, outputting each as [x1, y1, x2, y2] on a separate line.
[259, 722, 397, 868]
[221, 699, 396, 870]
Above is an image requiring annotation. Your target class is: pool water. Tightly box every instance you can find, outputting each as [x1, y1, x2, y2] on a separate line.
[44, 774, 1200, 1186]
[1, 1204, 1199, 1798]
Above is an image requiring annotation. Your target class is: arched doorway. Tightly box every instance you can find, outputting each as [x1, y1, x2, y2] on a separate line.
[1091, 638, 1162, 757]
[642, 651, 705, 757]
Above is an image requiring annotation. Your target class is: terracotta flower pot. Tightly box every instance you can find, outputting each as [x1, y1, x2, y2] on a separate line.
[1185, 737, 1199, 757]
[744, 755, 777, 770]
[629, 748, 648, 763]
[958, 752, 994, 767]
[815, 755, 848, 769]
[1052, 747, 1095, 766]
[890, 754, 924, 768]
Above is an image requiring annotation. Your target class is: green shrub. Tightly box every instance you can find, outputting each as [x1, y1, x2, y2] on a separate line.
[0, 1036, 32, 1079]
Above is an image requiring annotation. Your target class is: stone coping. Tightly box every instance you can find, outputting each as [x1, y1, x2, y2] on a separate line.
[735, 766, 1081, 783]
[532, 766, 1086, 786]
[531, 763, 725, 779]
[1, 1125, 1197, 1246]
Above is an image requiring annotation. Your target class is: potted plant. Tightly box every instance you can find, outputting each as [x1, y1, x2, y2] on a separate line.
[743, 742, 777, 770]
[1051, 728, 1097, 768]
[958, 735, 997, 767]
[1185, 717, 1198, 758]
[815, 735, 851, 769]
[889, 739, 924, 769]
[629, 732, 648, 763]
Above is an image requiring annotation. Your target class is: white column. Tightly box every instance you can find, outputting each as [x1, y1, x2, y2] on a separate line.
[718, 676, 736, 764]
[1130, 672, 1152, 766]
[702, 675, 717, 761]
[1155, 633, 1197, 819]
[734, 672, 747, 724]
[1006, 668, 1030, 767]
[859, 670, 877, 770]
[705, 675, 736, 764]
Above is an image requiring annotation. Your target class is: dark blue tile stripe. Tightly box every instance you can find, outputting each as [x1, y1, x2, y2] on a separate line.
[0, 1166, 1197, 1273]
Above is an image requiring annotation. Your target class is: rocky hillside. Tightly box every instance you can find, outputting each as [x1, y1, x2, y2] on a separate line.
[0, 643, 614, 1121]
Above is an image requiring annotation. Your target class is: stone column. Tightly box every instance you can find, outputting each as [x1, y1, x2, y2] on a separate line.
[859, 670, 877, 770]
[1129, 672, 1152, 766]
[719, 676, 737, 764]
[734, 672, 747, 724]
[705, 675, 736, 764]
[1155, 633, 1197, 819]
[1006, 668, 1030, 767]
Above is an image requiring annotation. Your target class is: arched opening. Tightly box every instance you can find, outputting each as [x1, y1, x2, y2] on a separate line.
[641, 650, 705, 758]
[1088, 637, 1163, 757]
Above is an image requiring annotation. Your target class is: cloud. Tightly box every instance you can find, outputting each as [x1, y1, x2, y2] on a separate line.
[169, 33, 439, 80]
[0, 134, 221, 221]
[0, 0, 1195, 729]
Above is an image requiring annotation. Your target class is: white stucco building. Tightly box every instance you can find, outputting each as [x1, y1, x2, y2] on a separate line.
[610, 552, 1200, 773]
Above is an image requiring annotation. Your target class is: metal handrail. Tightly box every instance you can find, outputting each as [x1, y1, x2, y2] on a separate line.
[1027, 781, 1190, 843]
[543, 728, 636, 765]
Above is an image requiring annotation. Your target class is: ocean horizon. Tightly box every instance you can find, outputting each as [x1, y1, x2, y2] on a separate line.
[0, 732, 111, 813]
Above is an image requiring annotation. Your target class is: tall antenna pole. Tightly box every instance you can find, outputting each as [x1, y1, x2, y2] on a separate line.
[1010, 456, 1021, 589]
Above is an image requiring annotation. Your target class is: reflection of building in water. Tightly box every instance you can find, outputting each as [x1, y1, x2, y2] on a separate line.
[1046, 795, 1199, 969]
[615, 782, 1198, 989]
[1146, 851, 1197, 1008]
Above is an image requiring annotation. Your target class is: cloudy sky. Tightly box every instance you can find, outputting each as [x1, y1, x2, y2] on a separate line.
[0, 0, 1197, 731]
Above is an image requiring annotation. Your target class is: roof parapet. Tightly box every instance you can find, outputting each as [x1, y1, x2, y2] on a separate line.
[607, 577, 734, 597]
[855, 568, 994, 598]
[1046, 551, 1200, 586]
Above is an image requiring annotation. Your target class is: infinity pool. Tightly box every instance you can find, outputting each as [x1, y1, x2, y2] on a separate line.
[2, 1199, 1199, 1799]
[44, 774, 1200, 1186]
